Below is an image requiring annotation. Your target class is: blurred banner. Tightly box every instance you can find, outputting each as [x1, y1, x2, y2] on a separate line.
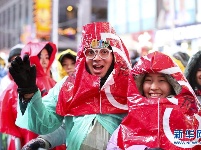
[156, 0, 196, 29]
[33, 0, 52, 40]
[156, 0, 175, 29]
[20, 25, 33, 44]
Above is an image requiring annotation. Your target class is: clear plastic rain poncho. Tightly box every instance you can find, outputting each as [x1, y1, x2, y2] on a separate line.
[117, 51, 201, 150]
[56, 22, 132, 116]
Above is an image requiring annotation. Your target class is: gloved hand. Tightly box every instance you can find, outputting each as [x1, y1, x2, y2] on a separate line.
[9, 54, 38, 95]
[145, 148, 164, 150]
[21, 138, 50, 150]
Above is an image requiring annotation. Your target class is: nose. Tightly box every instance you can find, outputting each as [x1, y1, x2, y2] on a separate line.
[41, 58, 46, 62]
[150, 82, 159, 90]
[67, 64, 73, 69]
[93, 51, 101, 60]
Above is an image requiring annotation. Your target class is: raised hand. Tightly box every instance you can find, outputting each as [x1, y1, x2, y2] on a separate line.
[9, 54, 38, 95]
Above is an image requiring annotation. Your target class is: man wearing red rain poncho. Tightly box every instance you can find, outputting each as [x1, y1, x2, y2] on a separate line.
[0, 42, 57, 149]
[107, 51, 201, 150]
[9, 22, 134, 150]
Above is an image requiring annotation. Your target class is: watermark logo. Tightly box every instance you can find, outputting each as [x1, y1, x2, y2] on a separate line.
[174, 129, 201, 145]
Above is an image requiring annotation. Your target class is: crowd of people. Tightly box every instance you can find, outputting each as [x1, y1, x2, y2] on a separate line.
[0, 21, 201, 150]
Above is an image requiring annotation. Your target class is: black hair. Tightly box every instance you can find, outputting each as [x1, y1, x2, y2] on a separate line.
[173, 51, 190, 67]
[59, 53, 76, 66]
[38, 44, 53, 59]
[189, 60, 201, 90]
[8, 48, 22, 62]
[131, 59, 138, 68]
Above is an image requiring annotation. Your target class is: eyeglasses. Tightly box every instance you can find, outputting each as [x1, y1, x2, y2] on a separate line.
[84, 48, 112, 59]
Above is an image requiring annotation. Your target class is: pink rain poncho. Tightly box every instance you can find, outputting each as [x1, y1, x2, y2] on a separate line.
[56, 22, 132, 116]
[117, 51, 201, 150]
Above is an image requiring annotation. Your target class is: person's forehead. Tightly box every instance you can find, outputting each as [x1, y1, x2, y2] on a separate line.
[41, 48, 48, 54]
[62, 57, 74, 61]
[61, 56, 75, 63]
[87, 48, 110, 50]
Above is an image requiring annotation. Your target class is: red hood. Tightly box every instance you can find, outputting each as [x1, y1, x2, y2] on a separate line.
[21, 41, 57, 77]
[131, 51, 199, 113]
[0, 81, 37, 142]
[117, 51, 201, 149]
[56, 22, 133, 116]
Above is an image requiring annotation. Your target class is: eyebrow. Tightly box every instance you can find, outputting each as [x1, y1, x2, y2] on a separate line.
[42, 54, 49, 56]
[158, 75, 165, 77]
[145, 74, 165, 78]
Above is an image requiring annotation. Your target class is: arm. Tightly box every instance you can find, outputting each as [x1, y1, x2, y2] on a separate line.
[21, 121, 66, 150]
[15, 77, 67, 135]
[9, 54, 66, 135]
[39, 121, 66, 148]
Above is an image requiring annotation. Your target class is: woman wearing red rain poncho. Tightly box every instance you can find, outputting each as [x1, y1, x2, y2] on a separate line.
[9, 22, 133, 150]
[21, 42, 57, 96]
[107, 51, 201, 150]
[0, 41, 57, 149]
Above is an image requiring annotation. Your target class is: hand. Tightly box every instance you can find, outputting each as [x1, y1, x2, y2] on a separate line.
[9, 54, 38, 95]
[145, 148, 164, 150]
[21, 138, 49, 150]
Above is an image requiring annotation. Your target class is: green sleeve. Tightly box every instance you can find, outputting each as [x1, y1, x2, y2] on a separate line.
[15, 77, 67, 135]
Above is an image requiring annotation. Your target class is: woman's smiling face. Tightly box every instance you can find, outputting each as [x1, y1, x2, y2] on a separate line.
[143, 73, 173, 98]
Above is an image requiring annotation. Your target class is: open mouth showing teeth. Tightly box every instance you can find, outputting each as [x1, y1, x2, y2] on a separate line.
[93, 65, 104, 69]
[149, 93, 161, 97]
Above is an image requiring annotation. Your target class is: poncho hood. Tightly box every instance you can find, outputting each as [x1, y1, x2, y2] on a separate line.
[21, 41, 57, 77]
[21, 41, 57, 96]
[56, 49, 77, 80]
[118, 51, 201, 150]
[56, 22, 132, 116]
[185, 51, 201, 91]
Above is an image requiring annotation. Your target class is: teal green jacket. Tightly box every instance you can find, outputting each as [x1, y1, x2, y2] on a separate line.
[16, 77, 126, 150]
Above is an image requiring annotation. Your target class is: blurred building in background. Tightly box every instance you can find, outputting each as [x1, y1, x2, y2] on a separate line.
[108, 0, 201, 56]
[0, 0, 201, 56]
[0, 0, 107, 52]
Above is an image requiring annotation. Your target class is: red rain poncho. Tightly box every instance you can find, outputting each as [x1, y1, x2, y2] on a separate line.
[0, 82, 21, 137]
[0, 42, 57, 148]
[56, 22, 132, 116]
[117, 51, 201, 150]
[21, 41, 57, 95]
